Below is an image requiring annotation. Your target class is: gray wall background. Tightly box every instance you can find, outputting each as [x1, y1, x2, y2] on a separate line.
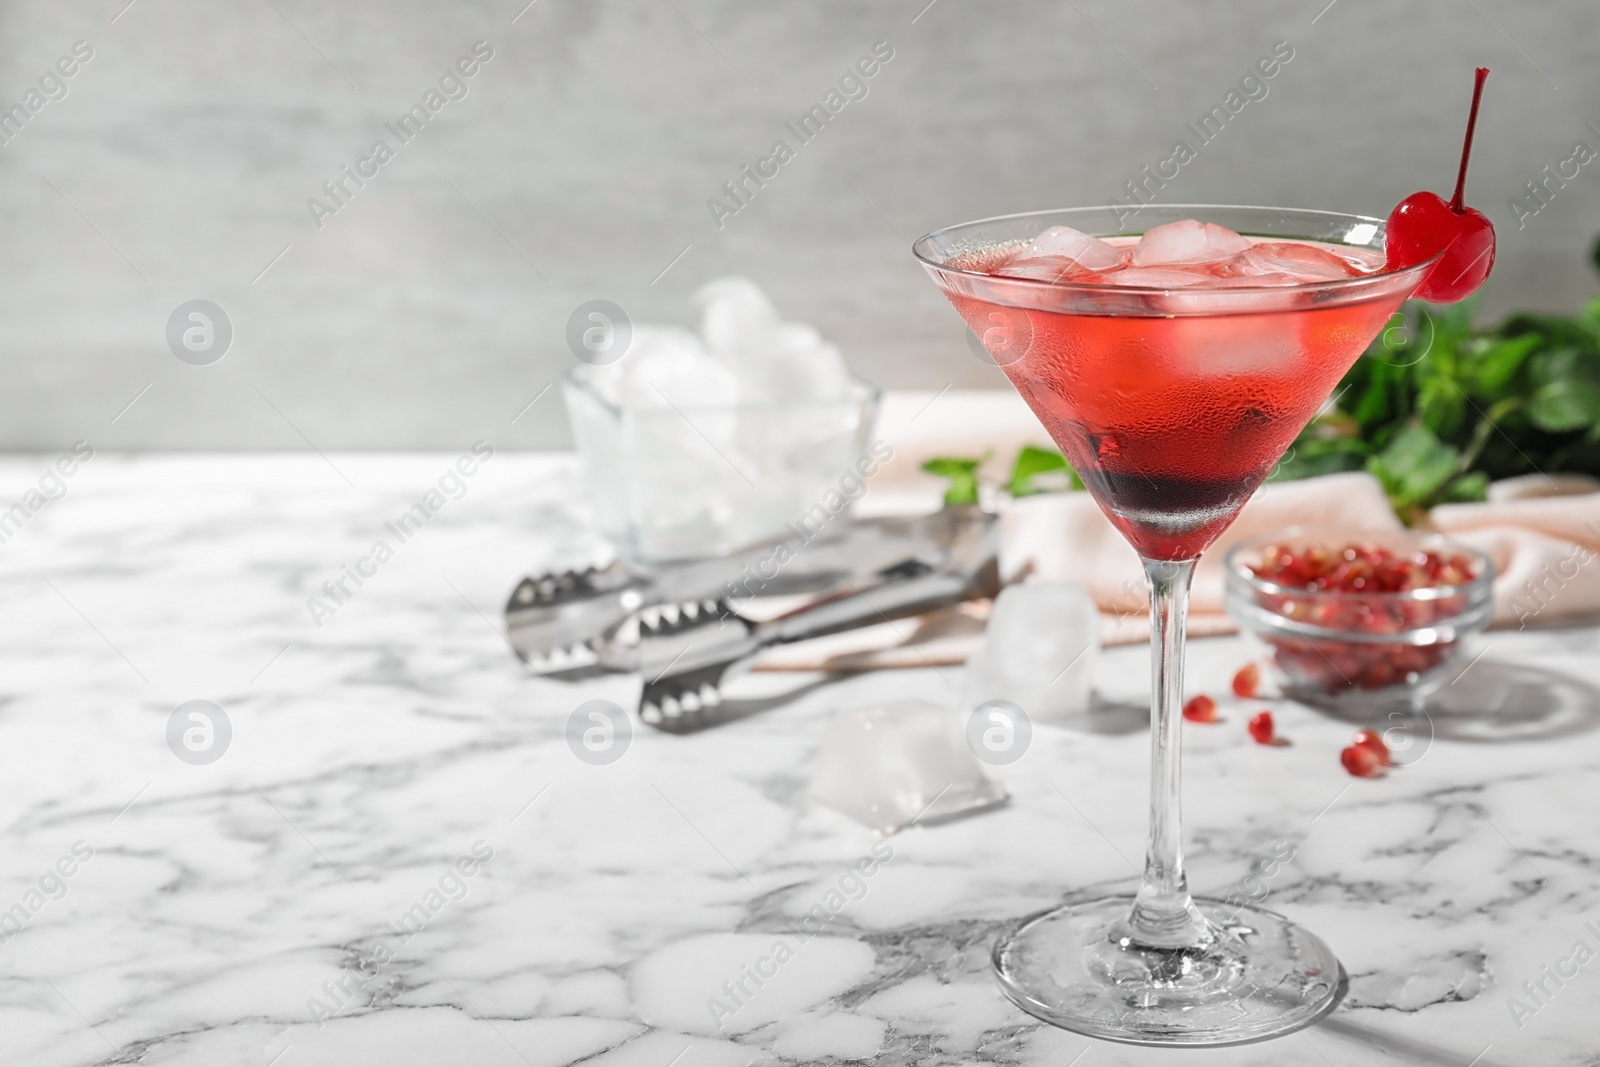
[1, 0, 1596, 450]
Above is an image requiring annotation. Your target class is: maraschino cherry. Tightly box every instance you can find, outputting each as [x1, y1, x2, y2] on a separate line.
[1385, 67, 1495, 303]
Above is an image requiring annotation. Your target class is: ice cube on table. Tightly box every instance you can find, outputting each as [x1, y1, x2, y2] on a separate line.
[812, 700, 1007, 833]
[1025, 226, 1126, 270]
[1227, 241, 1361, 282]
[961, 583, 1099, 724]
[1132, 220, 1252, 267]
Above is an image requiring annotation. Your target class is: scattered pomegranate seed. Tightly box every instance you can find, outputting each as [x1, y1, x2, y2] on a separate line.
[1232, 663, 1261, 698]
[1182, 694, 1219, 723]
[1341, 743, 1383, 778]
[1353, 729, 1391, 765]
[1247, 711, 1275, 745]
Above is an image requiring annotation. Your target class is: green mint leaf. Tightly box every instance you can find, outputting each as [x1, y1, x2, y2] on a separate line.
[1461, 333, 1541, 396]
[1504, 313, 1600, 353]
[922, 457, 982, 507]
[1417, 376, 1466, 439]
[1426, 299, 1477, 349]
[1440, 470, 1490, 504]
[1350, 357, 1403, 429]
[1365, 425, 1461, 510]
[1008, 445, 1081, 496]
[1529, 345, 1600, 389]
[1528, 379, 1600, 432]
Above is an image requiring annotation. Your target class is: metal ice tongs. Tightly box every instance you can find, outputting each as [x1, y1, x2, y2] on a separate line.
[629, 506, 1000, 731]
[504, 509, 995, 673]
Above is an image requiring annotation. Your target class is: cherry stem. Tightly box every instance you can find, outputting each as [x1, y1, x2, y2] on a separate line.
[1449, 67, 1490, 213]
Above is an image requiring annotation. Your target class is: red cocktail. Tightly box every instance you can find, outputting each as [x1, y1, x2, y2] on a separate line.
[915, 206, 1439, 1046]
[916, 69, 1496, 1047]
[944, 224, 1407, 560]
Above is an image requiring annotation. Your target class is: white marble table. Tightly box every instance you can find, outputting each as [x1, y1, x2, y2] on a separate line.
[3, 453, 1598, 1066]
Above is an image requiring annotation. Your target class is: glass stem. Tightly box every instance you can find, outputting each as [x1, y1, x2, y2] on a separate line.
[1127, 557, 1212, 950]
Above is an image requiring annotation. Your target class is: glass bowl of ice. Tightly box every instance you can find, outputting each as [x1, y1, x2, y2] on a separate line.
[564, 279, 881, 562]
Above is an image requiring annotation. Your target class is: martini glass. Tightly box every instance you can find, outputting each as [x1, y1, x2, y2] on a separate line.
[913, 205, 1434, 1046]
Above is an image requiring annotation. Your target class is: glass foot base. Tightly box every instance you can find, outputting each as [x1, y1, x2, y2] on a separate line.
[993, 896, 1345, 1047]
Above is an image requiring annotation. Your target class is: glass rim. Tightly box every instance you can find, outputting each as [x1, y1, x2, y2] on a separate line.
[912, 203, 1443, 298]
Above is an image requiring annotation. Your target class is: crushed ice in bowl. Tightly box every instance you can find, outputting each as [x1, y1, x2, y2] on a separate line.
[565, 277, 875, 561]
[580, 326, 738, 409]
[694, 277, 853, 402]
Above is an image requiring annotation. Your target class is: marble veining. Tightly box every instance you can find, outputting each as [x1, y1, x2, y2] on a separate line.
[0, 453, 1597, 1065]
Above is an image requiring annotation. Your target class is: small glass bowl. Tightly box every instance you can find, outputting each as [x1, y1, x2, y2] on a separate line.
[1224, 529, 1496, 711]
[564, 371, 880, 563]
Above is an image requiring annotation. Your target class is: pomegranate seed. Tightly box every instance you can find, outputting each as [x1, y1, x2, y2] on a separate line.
[1353, 729, 1391, 765]
[1247, 711, 1275, 745]
[1231, 663, 1261, 698]
[1182, 694, 1219, 723]
[1341, 743, 1383, 778]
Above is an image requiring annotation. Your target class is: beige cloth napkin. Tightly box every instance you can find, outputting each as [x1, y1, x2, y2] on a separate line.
[757, 391, 1600, 670]
[1429, 473, 1600, 629]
